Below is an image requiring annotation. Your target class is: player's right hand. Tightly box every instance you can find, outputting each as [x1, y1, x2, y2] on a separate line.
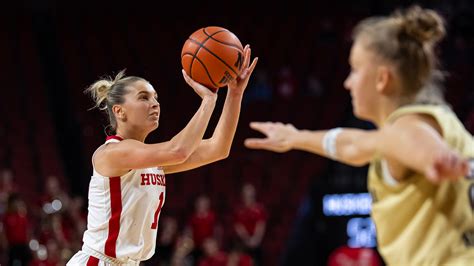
[244, 121, 298, 153]
[227, 44, 258, 95]
[182, 69, 217, 101]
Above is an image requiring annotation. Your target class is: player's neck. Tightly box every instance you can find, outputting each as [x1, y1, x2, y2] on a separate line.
[116, 128, 148, 142]
[375, 97, 406, 127]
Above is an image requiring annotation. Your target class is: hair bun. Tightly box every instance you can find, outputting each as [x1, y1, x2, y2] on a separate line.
[85, 79, 113, 110]
[396, 5, 446, 44]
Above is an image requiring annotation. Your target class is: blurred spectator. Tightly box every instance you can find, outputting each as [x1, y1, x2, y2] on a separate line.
[171, 235, 194, 266]
[29, 240, 61, 266]
[45, 240, 61, 265]
[37, 216, 55, 246]
[3, 193, 32, 266]
[227, 241, 254, 266]
[233, 183, 267, 266]
[184, 194, 220, 264]
[62, 195, 87, 251]
[327, 245, 383, 266]
[51, 213, 70, 249]
[198, 237, 227, 266]
[29, 244, 52, 266]
[38, 176, 70, 214]
[37, 213, 69, 250]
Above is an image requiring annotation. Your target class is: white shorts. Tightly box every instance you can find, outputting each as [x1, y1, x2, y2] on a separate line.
[66, 250, 140, 266]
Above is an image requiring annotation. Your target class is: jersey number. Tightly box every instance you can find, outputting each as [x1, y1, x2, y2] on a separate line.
[151, 192, 164, 229]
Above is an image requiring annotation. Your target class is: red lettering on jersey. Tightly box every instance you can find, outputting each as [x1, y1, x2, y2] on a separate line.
[140, 173, 166, 187]
[160, 175, 166, 186]
[151, 174, 157, 185]
[141, 174, 151, 186]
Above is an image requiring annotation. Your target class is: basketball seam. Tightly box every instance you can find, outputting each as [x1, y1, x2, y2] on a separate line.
[187, 29, 228, 83]
[187, 37, 240, 77]
[202, 28, 243, 50]
[183, 53, 219, 88]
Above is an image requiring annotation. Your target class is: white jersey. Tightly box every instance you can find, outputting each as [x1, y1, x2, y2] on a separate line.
[81, 136, 166, 262]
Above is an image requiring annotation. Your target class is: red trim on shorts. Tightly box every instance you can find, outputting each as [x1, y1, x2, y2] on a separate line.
[87, 256, 99, 266]
[104, 176, 122, 258]
[106, 135, 123, 141]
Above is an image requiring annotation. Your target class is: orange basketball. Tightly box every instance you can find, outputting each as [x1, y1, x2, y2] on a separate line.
[181, 26, 244, 92]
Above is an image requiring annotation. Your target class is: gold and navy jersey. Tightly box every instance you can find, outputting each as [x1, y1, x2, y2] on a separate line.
[368, 104, 474, 265]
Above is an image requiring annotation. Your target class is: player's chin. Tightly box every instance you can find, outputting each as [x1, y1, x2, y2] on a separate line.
[145, 119, 159, 131]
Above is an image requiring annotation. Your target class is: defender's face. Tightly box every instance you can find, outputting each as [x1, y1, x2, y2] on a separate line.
[344, 39, 380, 122]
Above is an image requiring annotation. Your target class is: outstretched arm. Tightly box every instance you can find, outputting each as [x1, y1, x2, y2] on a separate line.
[164, 45, 258, 174]
[244, 122, 379, 166]
[244, 114, 469, 182]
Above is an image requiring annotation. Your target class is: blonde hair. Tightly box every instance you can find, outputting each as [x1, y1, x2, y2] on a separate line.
[85, 69, 147, 134]
[353, 5, 446, 104]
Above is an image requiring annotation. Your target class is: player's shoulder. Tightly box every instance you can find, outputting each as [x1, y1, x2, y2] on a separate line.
[94, 141, 117, 158]
[99, 138, 142, 155]
[387, 111, 443, 136]
[389, 104, 454, 124]
[92, 140, 128, 165]
[391, 112, 436, 125]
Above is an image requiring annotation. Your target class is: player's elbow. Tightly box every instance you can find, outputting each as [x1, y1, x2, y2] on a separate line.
[342, 152, 370, 166]
[218, 150, 230, 160]
[169, 146, 193, 164]
[201, 151, 229, 165]
[213, 146, 231, 161]
[339, 146, 371, 167]
[205, 140, 230, 161]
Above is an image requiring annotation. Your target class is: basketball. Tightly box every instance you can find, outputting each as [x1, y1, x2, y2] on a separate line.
[181, 26, 244, 92]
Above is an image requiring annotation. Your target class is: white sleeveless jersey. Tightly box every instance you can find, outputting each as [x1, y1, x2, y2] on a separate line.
[82, 136, 166, 262]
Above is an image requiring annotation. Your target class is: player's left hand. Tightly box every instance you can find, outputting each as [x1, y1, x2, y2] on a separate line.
[227, 44, 258, 94]
[425, 151, 469, 183]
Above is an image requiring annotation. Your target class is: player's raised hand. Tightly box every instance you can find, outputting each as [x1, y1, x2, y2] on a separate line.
[244, 122, 298, 153]
[425, 150, 470, 183]
[227, 44, 258, 94]
[182, 69, 217, 100]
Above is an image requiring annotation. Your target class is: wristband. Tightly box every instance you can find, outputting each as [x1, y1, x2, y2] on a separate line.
[322, 127, 343, 160]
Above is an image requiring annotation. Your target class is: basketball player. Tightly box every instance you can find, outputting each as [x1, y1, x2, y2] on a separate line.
[245, 5, 474, 265]
[66, 45, 257, 265]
